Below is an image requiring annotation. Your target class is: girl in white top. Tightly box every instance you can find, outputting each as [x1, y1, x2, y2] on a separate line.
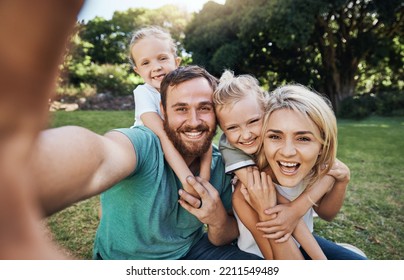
[129, 26, 211, 197]
[213, 70, 349, 259]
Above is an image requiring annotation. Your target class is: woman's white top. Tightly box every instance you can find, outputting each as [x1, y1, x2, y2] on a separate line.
[235, 182, 314, 258]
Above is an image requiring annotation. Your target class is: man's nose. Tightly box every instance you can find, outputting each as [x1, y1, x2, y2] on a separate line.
[188, 109, 202, 127]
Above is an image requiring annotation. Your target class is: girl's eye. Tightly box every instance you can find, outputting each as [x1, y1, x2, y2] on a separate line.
[226, 126, 236, 131]
[141, 61, 149, 66]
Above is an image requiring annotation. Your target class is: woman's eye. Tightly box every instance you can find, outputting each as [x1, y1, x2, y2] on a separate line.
[268, 134, 280, 140]
[298, 136, 311, 142]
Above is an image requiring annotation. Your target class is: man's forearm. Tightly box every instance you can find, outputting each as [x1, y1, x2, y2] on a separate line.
[207, 213, 239, 246]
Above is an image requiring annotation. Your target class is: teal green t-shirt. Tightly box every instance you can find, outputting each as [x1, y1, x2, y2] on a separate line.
[93, 126, 232, 259]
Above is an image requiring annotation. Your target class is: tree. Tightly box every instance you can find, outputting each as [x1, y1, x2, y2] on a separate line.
[185, 0, 404, 111]
[80, 5, 192, 66]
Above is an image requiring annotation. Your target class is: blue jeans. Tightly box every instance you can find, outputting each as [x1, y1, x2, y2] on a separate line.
[300, 234, 367, 260]
[181, 233, 263, 260]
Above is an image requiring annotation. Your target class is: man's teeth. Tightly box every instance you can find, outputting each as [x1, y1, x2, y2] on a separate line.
[185, 131, 202, 138]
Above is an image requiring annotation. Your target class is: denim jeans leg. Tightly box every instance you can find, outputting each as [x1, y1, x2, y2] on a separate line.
[300, 234, 367, 260]
[181, 233, 263, 260]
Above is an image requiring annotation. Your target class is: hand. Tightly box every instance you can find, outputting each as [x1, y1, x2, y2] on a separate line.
[241, 167, 276, 221]
[256, 202, 300, 242]
[327, 158, 350, 183]
[178, 176, 227, 227]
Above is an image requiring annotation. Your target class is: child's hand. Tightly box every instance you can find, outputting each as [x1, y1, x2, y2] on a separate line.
[327, 158, 350, 183]
[182, 178, 201, 199]
[256, 201, 300, 242]
[240, 167, 276, 221]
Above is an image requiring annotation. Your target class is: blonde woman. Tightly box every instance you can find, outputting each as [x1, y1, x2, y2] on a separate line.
[244, 84, 367, 259]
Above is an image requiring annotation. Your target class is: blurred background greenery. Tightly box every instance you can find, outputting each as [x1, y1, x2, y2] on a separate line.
[57, 0, 403, 119]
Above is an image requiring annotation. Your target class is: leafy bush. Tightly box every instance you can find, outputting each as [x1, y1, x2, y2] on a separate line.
[338, 94, 376, 119]
[374, 91, 404, 116]
[339, 91, 404, 119]
[56, 83, 97, 98]
[86, 64, 141, 96]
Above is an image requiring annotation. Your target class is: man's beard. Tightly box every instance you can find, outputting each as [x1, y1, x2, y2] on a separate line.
[163, 120, 216, 158]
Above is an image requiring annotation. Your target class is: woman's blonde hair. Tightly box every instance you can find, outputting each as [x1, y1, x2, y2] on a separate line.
[256, 84, 337, 188]
[213, 70, 268, 114]
[128, 26, 177, 67]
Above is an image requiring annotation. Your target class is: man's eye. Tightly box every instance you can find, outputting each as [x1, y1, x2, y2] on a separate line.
[200, 106, 212, 111]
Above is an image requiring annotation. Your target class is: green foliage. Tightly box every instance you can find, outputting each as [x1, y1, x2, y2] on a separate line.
[86, 63, 139, 96]
[60, 1, 402, 116]
[185, 0, 403, 111]
[338, 94, 377, 119]
[339, 91, 404, 119]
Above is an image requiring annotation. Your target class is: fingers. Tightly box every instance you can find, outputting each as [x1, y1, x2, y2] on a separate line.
[240, 185, 250, 202]
[178, 176, 216, 210]
[178, 196, 201, 214]
[263, 204, 283, 216]
[178, 188, 202, 209]
[262, 230, 286, 240]
[274, 232, 292, 243]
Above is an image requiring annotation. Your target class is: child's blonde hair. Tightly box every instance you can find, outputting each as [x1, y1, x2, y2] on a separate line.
[256, 84, 337, 188]
[213, 70, 268, 114]
[128, 26, 178, 67]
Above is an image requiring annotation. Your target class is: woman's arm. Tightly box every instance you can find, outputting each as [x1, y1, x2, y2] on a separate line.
[314, 159, 350, 221]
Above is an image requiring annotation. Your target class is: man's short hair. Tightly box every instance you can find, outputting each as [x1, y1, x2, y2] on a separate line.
[160, 65, 218, 110]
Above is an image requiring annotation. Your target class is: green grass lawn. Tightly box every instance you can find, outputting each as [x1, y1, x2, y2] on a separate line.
[47, 111, 404, 259]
